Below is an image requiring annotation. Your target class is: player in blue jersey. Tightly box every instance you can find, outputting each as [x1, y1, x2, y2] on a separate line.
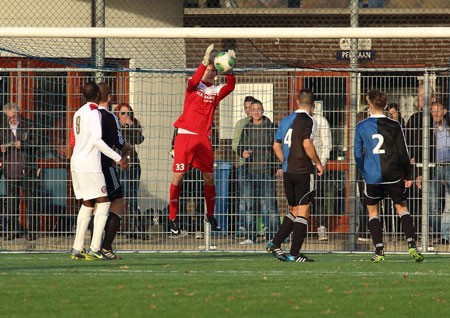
[267, 88, 323, 262]
[354, 89, 424, 263]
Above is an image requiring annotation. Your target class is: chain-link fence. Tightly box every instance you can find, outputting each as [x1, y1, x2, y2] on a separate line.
[0, 0, 450, 253]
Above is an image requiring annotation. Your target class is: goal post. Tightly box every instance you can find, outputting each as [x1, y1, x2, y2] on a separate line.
[2, 26, 450, 38]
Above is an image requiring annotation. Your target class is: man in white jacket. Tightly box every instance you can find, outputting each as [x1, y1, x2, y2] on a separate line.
[312, 106, 332, 241]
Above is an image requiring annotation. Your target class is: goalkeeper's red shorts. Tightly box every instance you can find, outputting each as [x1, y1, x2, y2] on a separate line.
[172, 133, 214, 173]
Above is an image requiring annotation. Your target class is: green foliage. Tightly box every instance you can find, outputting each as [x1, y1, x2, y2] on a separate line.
[0, 253, 449, 318]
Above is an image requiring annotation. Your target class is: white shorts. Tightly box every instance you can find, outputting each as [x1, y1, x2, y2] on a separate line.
[71, 171, 108, 201]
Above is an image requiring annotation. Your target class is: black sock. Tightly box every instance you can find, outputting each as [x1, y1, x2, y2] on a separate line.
[368, 217, 384, 253]
[290, 216, 308, 256]
[102, 212, 121, 251]
[272, 213, 295, 247]
[399, 212, 416, 248]
[88, 216, 94, 237]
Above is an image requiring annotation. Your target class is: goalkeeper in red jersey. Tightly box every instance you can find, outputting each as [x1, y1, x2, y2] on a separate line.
[169, 44, 236, 237]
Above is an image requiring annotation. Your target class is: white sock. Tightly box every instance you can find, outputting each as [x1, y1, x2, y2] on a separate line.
[72, 205, 94, 251]
[89, 202, 110, 252]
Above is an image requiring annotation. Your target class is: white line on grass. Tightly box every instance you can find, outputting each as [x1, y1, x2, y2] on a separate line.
[2, 269, 450, 277]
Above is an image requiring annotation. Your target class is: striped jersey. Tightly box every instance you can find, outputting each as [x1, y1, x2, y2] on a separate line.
[275, 109, 316, 174]
[354, 114, 411, 184]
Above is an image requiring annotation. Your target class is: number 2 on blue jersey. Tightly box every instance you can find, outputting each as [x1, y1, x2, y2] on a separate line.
[372, 133, 385, 154]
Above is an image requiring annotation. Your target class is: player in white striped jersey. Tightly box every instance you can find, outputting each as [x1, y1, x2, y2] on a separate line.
[69, 81, 128, 260]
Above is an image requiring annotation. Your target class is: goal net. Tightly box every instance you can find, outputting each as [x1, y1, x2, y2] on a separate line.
[0, 0, 449, 253]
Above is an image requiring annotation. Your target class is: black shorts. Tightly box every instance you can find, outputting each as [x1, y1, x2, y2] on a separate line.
[283, 172, 315, 206]
[102, 166, 124, 201]
[364, 180, 407, 206]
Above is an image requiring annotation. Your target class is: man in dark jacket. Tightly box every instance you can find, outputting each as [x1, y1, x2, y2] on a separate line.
[237, 99, 281, 245]
[0, 103, 40, 241]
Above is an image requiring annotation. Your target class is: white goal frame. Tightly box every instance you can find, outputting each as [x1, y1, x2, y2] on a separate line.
[1, 27, 450, 39]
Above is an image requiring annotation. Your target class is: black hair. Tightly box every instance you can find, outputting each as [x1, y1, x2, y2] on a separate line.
[82, 81, 100, 102]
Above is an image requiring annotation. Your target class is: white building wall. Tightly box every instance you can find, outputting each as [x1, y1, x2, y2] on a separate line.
[0, 0, 186, 210]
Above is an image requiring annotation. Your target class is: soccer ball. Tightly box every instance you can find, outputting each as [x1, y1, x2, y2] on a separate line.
[214, 51, 235, 73]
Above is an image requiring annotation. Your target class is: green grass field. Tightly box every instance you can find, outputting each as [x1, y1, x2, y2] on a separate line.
[1, 252, 449, 318]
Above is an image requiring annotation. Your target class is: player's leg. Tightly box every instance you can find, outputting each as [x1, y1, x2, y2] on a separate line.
[70, 172, 95, 259]
[80, 172, 110, 260]
[88, 197, 110, 259]
[203, 172, 220, 230]
[390, 181, 424, 262]
[169, 172, 185, 236]
[367, 206, 385, 263]
[283, 173, 314, 262]
[101, 167, 124, 260]
[286, 204, 314, 262]
[170, 134, 190, 236]
[398, 208, 424, 262]
[102, 198, 123, 260]
[268, 173, 296, 259]
[191, 136, 220, 230]
[364, 184, 385, 263]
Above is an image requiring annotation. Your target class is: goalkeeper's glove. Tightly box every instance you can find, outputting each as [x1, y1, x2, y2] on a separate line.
[202, 44, 214, 66]
[227, 49, 236, 59]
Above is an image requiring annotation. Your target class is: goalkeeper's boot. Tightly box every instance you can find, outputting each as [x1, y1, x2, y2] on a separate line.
[371, 250, 385, 263]
[169, 218, 181, 237]
[168, 218, 188, 239]
[206, 215, 221, 231]
[266, 241, 287, 261]
[285, 253, 314, 262]
[408, 247, 424, 263]
[87, 248, 104, 260]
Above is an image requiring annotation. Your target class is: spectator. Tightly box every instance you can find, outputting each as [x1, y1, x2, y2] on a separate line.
[237, 99, 281, 245]
[267, 88, 323, 262]
[232, 95, 255, 237]
[354, 89, 423, 263]
[423, 100, 450, 245]
[115, 103, 145, 239]
[0, 103, 40, 241]
[311, 105, 332, 241]
[404, 81, 435, 238]
[386, 103, 405, 128]
[169, 44, 235, 237]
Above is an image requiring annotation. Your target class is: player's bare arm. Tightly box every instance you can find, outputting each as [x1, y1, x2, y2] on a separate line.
[273, 141, 284, 163]
[304, 139, 323, 176]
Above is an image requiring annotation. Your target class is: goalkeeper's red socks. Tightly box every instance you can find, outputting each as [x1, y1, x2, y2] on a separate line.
[169, 183, 180, 221]
[204, 184, 216, 218]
